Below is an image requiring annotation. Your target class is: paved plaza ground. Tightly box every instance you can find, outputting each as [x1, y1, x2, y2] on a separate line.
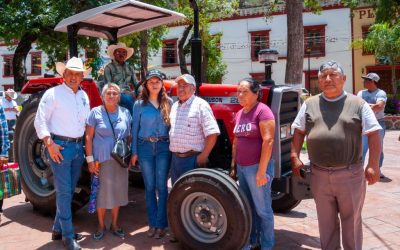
[0, 131, 399, 250]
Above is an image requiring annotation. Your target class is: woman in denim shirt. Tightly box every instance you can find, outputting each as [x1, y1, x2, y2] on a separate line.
[131, 70, 172, 239]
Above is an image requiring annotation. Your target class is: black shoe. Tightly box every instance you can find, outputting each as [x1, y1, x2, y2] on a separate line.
[62, 238, 81, 250]
[52, 231, 83, 241]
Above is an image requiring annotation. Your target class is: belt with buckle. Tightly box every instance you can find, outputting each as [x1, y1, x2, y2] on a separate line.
[173, 150, 200, 158]
[311, 163, 362, 172]
[51, 134, 83, 143]
[141, 137, 169, 143]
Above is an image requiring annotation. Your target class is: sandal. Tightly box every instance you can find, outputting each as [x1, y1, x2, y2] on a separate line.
[111, 227, 125, 239]
[93, 230, 105, 241]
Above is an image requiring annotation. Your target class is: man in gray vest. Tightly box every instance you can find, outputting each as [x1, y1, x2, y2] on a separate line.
[357, 73, 387, 178]
[290, 60, 381, 250]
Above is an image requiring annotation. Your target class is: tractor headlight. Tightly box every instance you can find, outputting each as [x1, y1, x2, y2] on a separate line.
[280, 124, 291, 140]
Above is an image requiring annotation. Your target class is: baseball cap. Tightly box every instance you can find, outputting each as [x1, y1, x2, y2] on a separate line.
[175, 74, 196, 86]
[361, 73, 380, 83]
[145, 69, 164, 81]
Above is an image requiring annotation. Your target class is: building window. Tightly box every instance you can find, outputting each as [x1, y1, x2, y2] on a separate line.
[31, 52, 42, 75]
[162, 39, 178, 66]
[304, 25, 326, 57]
[362, 25, 373, 55]
[304, 70, 320, 95]
[249, 30, 270, 61]
[2, 55, 13, 77]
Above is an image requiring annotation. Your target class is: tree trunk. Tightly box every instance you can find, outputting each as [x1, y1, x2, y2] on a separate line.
[391, 63, 397, 96]
[12, 32, 38, 91]
[139, 30, 149, 81]
[285, 1, 304, 85]
[178, 25, 192, 75]
[202, 45, 209, 83]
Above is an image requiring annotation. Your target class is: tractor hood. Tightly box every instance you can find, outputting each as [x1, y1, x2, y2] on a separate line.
[54, 0, 185, 39]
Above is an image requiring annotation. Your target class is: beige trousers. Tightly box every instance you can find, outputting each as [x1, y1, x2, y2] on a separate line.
[310, 163, 366, 250]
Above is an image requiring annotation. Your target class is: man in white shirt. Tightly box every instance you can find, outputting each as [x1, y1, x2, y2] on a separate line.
[34, 57, 90, 250]
[1, 89, 18, 130]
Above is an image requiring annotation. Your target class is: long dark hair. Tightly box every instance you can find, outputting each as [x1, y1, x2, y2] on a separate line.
[240, 78, 262, 101]
[139, 79, 171, 126]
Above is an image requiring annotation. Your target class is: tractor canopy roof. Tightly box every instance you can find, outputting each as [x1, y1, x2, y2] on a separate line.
[54, 0, 185, 39]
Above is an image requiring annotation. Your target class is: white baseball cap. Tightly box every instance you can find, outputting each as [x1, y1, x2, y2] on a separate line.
[361, 73, 380, 83]
[175, 74, 196, 86]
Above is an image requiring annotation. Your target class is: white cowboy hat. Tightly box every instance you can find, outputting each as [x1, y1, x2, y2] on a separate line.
[5, 89, 17, 100]
[107, 42, 134, 60]
[55, 57, 92, 77]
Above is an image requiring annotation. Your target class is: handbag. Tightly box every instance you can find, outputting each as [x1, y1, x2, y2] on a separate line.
[104, 106, 131, 168]
[0, 163, 21, 199]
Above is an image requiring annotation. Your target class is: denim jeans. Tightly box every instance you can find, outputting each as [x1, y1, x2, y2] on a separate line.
[138, 139, 171, 228]
[120, 93, 135, 115]
[362, 120, 385, 168]
[7, 120, 16, 131]
[170, 154, 197, 184]
[49, 139, 84, 239]
[237, 160, 275, 250]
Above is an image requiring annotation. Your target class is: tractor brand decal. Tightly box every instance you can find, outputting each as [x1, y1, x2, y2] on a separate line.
[202, 96, 239, 104]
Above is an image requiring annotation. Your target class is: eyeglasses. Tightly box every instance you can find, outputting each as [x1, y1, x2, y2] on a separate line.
[105, 92, 120, 96]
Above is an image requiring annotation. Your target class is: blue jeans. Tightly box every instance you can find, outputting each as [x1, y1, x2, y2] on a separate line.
[362, 120, 385, 168]
[49, 139, 84, 239]
[120, 93, 135, 115]
[7, 120, 16, 131]
[237, 160, 275, 250]
[138, 139, 171, 228]
[170, 154, 197, 184]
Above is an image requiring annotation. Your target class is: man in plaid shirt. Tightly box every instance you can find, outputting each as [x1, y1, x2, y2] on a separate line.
[0, 105, 10, 224]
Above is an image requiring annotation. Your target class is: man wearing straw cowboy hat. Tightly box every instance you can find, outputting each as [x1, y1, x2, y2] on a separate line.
[104, 42, 138, 114]
[1, 89, 18, 131]
[34, 57, 91, 250]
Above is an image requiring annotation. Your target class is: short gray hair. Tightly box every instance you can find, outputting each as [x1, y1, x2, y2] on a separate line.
[101, 83, 121, 97]
[318, 60, 344, 77]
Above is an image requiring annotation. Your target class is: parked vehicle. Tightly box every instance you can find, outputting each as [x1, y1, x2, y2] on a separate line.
[13, 1, 311, 249]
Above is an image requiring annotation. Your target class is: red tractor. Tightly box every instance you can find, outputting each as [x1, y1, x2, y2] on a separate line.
[13, 1, 311, 249]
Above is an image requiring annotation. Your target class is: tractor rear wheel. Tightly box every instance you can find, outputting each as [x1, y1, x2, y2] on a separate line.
[14, 94, 90, 215]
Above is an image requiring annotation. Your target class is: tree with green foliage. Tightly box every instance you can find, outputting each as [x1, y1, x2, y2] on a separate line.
[356, 23, 400, 95]
[175, 0, 238, 83]
[0, 0, 114, 90]
[347, 0, 400, 95]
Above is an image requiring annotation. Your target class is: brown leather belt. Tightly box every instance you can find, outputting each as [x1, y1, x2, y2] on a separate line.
[52, 134, 83, 143]
[173, 150, 200, 158]
[311, 163, 362, 172]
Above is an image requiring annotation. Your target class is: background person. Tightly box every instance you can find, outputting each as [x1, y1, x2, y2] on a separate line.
[34, 57, 90, 250]
[169, 74, 220, 184]
[230, 78, 275, 250]
[291, 61, 381, 250]
[85, 83, 131, 240]
[130, 70, 172, 239]
[0, 105, 10, 225]
[357, 73, 387, 178]
[1, 89, 18, 131]
[104, 42, 138, 115]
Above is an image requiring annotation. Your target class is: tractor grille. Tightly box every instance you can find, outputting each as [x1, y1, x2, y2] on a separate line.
[279, 91, 299, 174]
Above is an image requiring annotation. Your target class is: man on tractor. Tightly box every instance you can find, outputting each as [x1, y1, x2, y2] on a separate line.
[104, 42, 138, 115]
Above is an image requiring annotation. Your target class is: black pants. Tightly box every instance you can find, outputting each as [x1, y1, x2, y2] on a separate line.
[0, 198, 3, 212]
